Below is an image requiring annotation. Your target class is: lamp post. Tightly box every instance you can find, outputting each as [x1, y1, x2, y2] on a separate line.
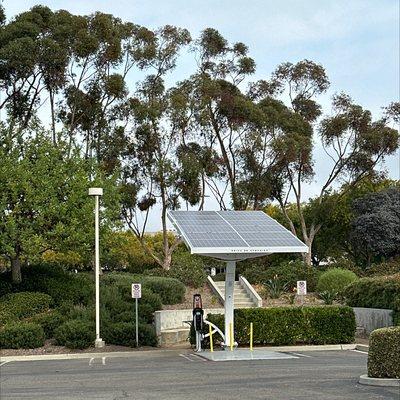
[88, 187, 105, 348]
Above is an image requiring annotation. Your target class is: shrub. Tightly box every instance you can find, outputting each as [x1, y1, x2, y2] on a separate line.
[366, 259, 400, 277]
[170, 252, 207, 288]
[368, 327, 400, 379]
[243, 260, 319, 292]
[342, 274, 400, 310]
[103, 321, 157, 347]
[0, 322, 45, 349]
[16, 264, 94, 307]
[54, 319, 95, 349]
[140, 276, 185, 305]
[198, 306, 355, 346]
[316, 268, 358, 297]
[0, 279, 13, 297]
[29, 311, 67, 339]
[264, 276, 288, 298]
[0, 292, 53, 324]
[318, 291, 336, 305]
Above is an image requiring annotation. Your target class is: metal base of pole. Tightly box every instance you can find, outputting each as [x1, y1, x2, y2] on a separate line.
[95, 338, 105, 348]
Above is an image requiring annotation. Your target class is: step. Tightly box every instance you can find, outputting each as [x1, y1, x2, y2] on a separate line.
[159, 327, 190, 347]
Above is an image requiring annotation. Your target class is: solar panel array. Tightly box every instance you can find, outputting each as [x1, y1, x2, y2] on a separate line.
[168, 210, 307, 253]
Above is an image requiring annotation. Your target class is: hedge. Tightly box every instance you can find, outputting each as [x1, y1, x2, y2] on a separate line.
[54, 319, 95, 349]
[368, 327, 400, 379]
[342, 274, 400, 310]
[103, 322, 157, 347]
[0, 322, 45, 349]
[198, 306, 355, 346]
[0, 292, 53, 325]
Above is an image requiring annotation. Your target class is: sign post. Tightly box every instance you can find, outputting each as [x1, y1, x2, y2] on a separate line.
[131, 283, 142, 347]
[296, 280, 307, 305]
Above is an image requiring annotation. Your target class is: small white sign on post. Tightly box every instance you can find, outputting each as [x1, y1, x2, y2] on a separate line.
[297, 280, 307, 296]
[131, 283, 142, 299]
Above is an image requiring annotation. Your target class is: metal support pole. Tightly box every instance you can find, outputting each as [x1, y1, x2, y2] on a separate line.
[94, 195, 104, 348]
[224, 260, 236, 348]
[135, 298, 139, 347]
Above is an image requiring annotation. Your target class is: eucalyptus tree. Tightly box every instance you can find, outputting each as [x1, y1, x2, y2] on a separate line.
[119, 26, 200, 271]
[267, 61, 399, 264]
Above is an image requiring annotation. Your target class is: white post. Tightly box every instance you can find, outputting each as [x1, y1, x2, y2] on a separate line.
[224, 260, 236, 348]
[89, 188, 105, 348]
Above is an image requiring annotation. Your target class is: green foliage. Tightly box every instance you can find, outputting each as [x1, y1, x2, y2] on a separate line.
[103, 322, 157, 347]
[16, 264, 94, 307]
[368, 327, 400, 379]
[0, 292, 52, 325]
[342, 274, 400, 310]
[139, 276, 185, 305]
[29, 311, 67, 339]
[264, 276, 288, 298]
[54, 319, 95, 349]
[201, 306, 355, 346]
[0, 279, 12, 297]
[0, 322, 45, 349]
[366, 259, 400, 277]
[316, 268, 358, 297]
[169, 251, 207, 288]
[350, 188, 400, 266]
[243, 260, 319, 292]
[318, 291, 336, 305]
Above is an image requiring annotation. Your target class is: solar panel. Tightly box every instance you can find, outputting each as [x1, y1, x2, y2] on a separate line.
[167, 210, 307, 260]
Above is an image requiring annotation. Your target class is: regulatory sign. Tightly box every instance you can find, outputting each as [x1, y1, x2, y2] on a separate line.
[296, 280, 307, 296]
[131, 283, 142, 299]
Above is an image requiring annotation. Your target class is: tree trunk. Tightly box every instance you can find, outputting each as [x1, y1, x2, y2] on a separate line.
[11, 256, 22, 283]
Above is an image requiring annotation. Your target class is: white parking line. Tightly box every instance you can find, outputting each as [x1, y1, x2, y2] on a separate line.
[0, 361, 10, 367]
[190, 354, 207, 362]
[289, 352, 312, 358]
[179, 354, 194, 362]
[89, 358, 94, 366]
[102, 357, 106, 365]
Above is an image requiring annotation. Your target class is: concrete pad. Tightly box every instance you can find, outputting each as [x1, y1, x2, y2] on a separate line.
[198, 349, 298, 362]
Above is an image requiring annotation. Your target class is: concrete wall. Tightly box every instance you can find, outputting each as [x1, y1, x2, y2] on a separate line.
[154, 308, 224, 336]
[353, 307, 393, 335]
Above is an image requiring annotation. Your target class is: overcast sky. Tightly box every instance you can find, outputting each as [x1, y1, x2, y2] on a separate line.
[4, 0, 400, 230]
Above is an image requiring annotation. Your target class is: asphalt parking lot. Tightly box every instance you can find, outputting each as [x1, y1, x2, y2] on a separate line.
[1, 350, 399, 400]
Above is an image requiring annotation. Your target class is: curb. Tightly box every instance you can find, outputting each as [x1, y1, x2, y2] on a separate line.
[0, 348, 179, 363]
[0, 343, 362, 363]
[359, 374, 400, 387]
[355, 344, 369, 352]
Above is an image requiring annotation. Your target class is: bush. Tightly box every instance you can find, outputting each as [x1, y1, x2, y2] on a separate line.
[54, 319, 95, 349]
[29, 311, 67, 339]
[366, 259, 400, 277]
[368, 327, 400, 379]
[243, 260, 319, 292]
[0, 292, 52, 325]
[0, 279, 13, 297]
[316, 268, 358, 297]
[140, 276, 185, 305]
[342, 274, 400, 310]
[170, 252, 207, 288]
[0, 322, 45, 349]
[198, 306, 355, 346]
[103, 321, 157, 347]
[15, 264, 94, 307]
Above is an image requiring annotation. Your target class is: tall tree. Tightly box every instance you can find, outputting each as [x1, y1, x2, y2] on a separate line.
[265, 60, 399, 264]
[0, 125, 119, 282]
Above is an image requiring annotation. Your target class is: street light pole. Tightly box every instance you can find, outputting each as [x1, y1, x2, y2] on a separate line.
[88, 187, 105, 348]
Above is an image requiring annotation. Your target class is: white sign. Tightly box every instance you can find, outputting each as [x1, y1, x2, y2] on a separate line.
[297, 280, 307, 296]
[131, 283, 142, 299]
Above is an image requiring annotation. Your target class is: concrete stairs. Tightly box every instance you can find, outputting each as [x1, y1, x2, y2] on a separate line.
[213, 280, 256, 308]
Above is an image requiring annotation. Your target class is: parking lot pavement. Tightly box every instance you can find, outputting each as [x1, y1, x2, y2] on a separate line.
[1, 350, 399, 400]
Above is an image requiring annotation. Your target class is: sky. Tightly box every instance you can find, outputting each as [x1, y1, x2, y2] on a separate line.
[3, 0, 400, 231]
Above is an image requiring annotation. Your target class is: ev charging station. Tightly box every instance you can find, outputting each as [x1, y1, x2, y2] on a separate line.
[168, 210, 308, 352]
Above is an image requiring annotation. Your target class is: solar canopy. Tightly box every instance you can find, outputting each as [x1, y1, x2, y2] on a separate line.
[168, 210, 307, 261]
